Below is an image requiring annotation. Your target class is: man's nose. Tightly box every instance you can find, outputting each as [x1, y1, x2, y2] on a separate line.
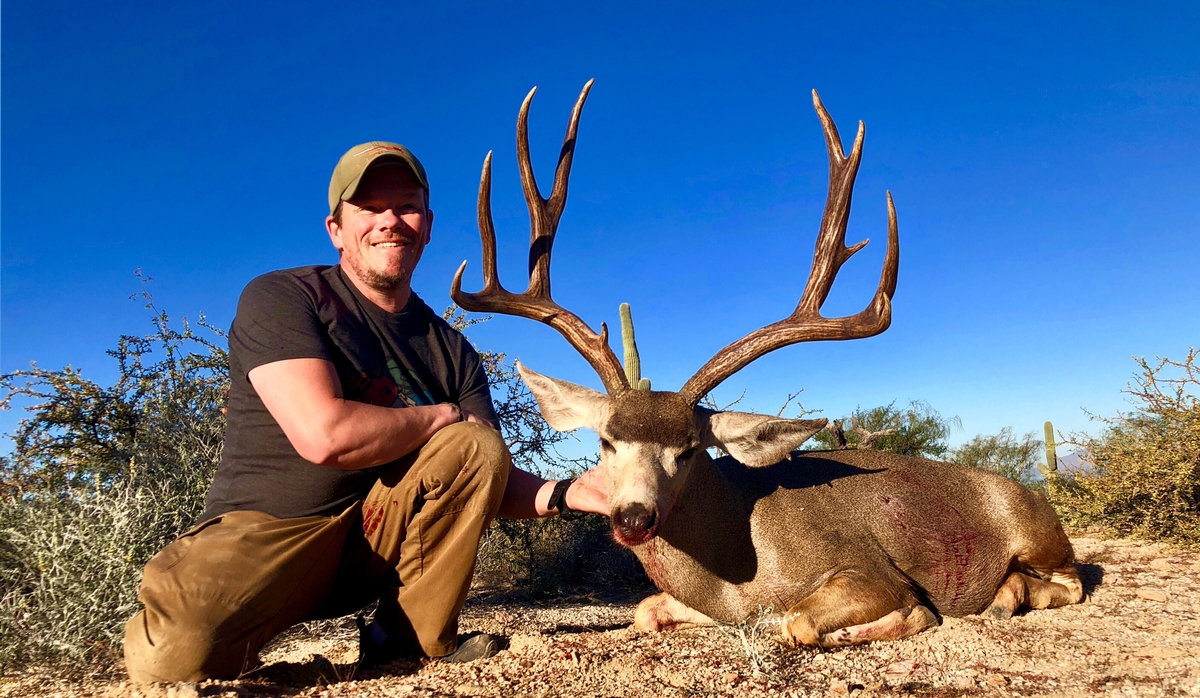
[376, 208, 401, 229]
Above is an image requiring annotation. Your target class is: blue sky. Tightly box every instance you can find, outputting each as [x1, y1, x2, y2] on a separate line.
[3, 1, 1198, 450]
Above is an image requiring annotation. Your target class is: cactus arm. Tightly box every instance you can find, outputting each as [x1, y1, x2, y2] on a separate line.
[620, 303, 650, 390]
[1037, 420, 1058, 479]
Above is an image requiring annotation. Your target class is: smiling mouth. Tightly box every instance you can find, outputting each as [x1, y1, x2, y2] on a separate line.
[372, 240, 408, 248]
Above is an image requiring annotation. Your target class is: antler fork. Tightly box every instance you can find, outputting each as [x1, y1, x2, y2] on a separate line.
[451, 80, 630, 393]
[678, 90, 900, 405]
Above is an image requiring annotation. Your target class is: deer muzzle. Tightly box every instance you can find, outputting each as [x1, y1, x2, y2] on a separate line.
[613, 503, 659, 546]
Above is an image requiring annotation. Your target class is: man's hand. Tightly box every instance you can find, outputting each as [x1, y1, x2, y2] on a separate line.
[565, 464, 609, 517]
[460, 408, 497, 430]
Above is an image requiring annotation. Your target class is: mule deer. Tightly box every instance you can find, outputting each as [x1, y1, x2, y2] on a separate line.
[452, 81, 1084, 647]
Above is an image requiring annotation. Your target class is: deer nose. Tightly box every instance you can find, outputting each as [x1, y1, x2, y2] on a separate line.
[615, 503, 658, 541]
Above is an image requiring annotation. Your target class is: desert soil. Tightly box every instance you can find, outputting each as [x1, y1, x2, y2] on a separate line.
[3, 537, 1199, 698]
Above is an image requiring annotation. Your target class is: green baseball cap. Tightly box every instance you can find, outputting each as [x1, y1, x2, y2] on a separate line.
[328, 141, 429, 214]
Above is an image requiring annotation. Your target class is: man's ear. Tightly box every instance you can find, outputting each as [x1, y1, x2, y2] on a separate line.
[424, 208, 434, 245]
[326, 216, 345, 252]
[517, 361, 609, 432]
[697, 408, 828, 467]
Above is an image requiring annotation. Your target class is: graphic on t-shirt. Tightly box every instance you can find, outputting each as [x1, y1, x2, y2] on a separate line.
[385, 358, 436, 407]
[345, 370, 399, 407]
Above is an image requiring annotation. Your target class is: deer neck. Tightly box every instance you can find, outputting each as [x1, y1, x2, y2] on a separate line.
[630, 452, 759, 613]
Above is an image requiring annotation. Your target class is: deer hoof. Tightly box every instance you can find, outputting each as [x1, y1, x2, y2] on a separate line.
[781, 611, 821, 646]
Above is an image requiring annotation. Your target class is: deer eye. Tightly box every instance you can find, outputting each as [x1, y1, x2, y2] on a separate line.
[599, 438, 614, 452]
[677, 446, 698, 461]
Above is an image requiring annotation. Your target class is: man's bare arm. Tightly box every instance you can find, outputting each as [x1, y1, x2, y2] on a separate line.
[498, 465, 609, 519]
[249, 357, 460, 470]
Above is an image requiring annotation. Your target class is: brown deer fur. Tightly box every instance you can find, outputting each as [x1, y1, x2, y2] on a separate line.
[517, 367, 1083, 646]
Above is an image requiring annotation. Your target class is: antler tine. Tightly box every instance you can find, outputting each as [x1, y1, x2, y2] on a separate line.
[518, 79, 594, 296]
[452, 81, 629, 394]
[451, 151, 505, 298]
[476, 151, 502, 293]
[678, 90, 900, 406]
[800, 89, 868, 315]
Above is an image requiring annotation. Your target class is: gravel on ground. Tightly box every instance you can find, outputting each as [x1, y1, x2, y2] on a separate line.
[3, 537, 1199, 697]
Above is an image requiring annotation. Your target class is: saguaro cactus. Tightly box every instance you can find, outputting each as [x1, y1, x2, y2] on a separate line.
[1037, 420, 1058, 479]
[619, 303, 651, 390]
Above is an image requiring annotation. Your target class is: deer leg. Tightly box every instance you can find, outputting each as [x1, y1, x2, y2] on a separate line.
[984, 566, 1084, 620]
[817, 604, 939, 648]
[634, 592, 716, 632]
[782, 569, 937, 648]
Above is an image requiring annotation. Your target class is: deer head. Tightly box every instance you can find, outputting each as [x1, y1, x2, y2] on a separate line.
[451, 81, 898, 546]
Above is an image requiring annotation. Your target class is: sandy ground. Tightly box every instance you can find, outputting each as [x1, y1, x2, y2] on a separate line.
[3, 537, 1199, 697]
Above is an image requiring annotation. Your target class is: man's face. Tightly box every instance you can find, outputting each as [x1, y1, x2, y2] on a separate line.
[326, 164, 433, 294]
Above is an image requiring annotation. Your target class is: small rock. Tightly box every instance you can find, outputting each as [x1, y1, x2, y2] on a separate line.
[1137, 588, 1169, 602]
[828, 678, 849, 696]
[952, 674, 977, 689]
[166, 684, 200, 698]
[883, 660, 917, 676]
[455, 683, 485, 695]
[1149, 558, 1173, 571]
[986, 673, 1009, 687]
[722, 672, 738, 683]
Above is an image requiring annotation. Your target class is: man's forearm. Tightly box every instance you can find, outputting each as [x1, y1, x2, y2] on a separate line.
[497, 468, 557, 519]
[249, 358, 465, 471]
[307, 400, 461, 470]
[497, 466, 610, 519]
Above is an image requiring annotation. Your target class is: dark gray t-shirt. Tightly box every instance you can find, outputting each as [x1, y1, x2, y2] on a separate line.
[202, 265, 498, 520]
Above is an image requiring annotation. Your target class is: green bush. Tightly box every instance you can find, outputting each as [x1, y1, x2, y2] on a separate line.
[950, 427, 1043, 489]
[809, 400, 959, 459]
[1048, 350, 1200, 547]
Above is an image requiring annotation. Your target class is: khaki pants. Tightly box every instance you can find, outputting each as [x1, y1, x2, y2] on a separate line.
[123, 422, 510, 683]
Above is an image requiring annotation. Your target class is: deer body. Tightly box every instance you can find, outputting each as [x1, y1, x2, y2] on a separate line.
[453, 81, 1085, 648]
[630, 448, 1071, 623]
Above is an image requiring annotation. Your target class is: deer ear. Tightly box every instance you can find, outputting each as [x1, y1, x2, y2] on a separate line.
[698, 409, 828, 467]
[517, 361, 609, 432]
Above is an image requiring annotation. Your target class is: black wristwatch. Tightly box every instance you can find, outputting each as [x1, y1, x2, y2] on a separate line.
[547, 479, 584, 519]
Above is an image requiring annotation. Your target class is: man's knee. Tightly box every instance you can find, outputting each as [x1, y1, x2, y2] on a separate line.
[440, 422, 512, 480]
[123, 510, 348, 682]
[124, 605, 250, 683]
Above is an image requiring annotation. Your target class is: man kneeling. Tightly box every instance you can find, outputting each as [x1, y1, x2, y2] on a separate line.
[123, 142, 605, 682]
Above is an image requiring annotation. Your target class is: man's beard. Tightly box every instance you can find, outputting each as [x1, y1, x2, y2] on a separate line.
[344, 254, 410, 293]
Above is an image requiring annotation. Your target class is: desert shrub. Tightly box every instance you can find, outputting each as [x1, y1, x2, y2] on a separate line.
[950, 427, 1043, 488]
[808, 400, 959, 459]
[1047, 350, 1200, 547]
[0, 473, 212, 674]
[475, 514, 646, 598]
[0, 286, 227, 675]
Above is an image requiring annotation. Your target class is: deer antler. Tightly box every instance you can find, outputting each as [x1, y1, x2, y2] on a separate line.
[452, 80, 630, 393]
[679, 90, 899, 406]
